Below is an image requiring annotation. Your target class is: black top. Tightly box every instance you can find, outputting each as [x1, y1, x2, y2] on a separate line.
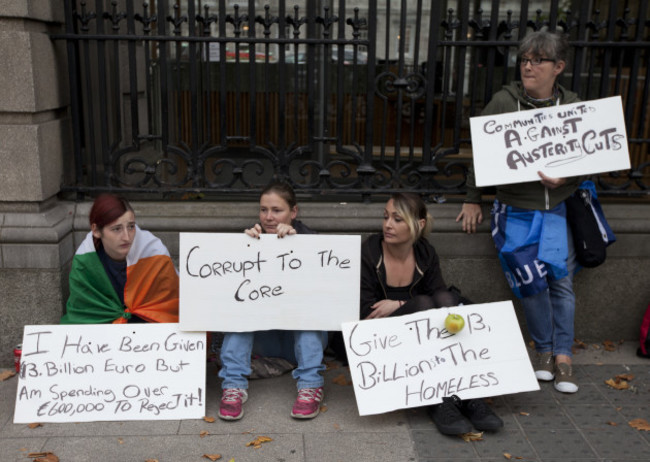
[96, 245, 145, 323]
[359, 233, 447, 319]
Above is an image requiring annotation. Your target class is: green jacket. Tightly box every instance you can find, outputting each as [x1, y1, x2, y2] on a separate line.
[465, 82, 585, 210]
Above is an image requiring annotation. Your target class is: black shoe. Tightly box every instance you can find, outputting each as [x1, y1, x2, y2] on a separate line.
[428, 395, 472, 435]
[460, 399, 504, 431]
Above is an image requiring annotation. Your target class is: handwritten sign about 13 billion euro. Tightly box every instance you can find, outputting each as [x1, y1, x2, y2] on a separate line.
[179, 233, 360, 332]
[14, 323, 206, 423]
[342, 301, 539, 416]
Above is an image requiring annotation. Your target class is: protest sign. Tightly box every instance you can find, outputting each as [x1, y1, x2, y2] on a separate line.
[179, 233, 360, 332]
[14, 324, 205, 423]
[470, 96, 630, 187]
[342, 301, 539, 416]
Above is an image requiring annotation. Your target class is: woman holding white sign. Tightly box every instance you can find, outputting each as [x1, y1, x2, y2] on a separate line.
[61, 194, 179, 324]
[456, 31, 584, 394]
[361, 193, 503, 435]
[218, 181, 328, 421]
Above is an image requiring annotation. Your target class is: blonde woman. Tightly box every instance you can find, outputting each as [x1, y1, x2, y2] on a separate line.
[361, 193, 503, 435]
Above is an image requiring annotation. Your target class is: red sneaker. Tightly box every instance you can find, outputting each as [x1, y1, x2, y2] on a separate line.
[291, 387, 324, 419]
[218, 388, 248, 421]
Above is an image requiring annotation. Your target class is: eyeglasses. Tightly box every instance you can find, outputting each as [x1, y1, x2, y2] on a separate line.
[519, 57, 556, 66]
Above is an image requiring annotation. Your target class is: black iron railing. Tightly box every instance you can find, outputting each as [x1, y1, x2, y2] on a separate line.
[53, 0, 650, 200]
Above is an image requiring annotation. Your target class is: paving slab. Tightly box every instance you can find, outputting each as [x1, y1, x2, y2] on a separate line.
[1, 343, 649, 461]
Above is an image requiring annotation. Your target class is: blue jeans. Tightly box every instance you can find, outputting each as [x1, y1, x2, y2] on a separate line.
[219, 330, 327, 390]
[520, 225, 577, 357]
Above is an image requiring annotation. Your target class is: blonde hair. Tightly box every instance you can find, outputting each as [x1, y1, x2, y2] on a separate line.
[390, 193, 433, 242]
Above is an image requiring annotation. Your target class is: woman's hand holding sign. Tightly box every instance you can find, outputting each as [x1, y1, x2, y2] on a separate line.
[538, 171, 567, 189]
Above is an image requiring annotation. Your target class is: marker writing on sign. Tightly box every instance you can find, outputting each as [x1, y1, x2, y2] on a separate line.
[404, 372, 500, 405]
[184, 245, 267, 279]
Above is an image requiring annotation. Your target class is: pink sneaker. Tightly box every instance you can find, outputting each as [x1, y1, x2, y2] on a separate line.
[291, 387, 324, 419]
[218, 388, 248, 421]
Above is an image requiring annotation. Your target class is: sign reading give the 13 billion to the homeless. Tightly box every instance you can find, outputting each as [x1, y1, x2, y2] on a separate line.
[470, 96, 630, 187]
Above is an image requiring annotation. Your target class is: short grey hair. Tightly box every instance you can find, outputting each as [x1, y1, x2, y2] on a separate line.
[518, 30, 569, 63]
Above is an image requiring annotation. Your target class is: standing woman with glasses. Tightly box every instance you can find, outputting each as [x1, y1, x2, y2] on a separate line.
[457, 31, 585, 394]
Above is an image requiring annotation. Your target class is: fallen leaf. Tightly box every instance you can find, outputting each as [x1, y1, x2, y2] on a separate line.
[573, 339, 587, 349]
[605, 378, 630, 390]
[607, 421, 618, 426]
[246, 435, 273, 447]
[629, 418, 650, 431]
[503, 453, 512, 460]
[203, 416, 216, 423]
[27, 422, 42, 429]
[603, 340, 617, 351]
[202, 455, 222, 461]
[333, 423, 340, 430]
[519, 411, 530, 416]
[616, 373, 634, 381]
[117, 438, 124, 444]
[145, 459, 159, 462]
[460, 431, 483, 442]
[35, 456, 58, 462]
[200, 430, 209, 438]
[325, 361, 340, 370]
[28, 453, 59, 462]
[0, 370, 16, 381]
[332, 373, 352, 386]
[320, 404, 328, 413]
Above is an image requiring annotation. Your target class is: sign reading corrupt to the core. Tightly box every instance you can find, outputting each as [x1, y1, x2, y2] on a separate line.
[179, 233, 361, 332]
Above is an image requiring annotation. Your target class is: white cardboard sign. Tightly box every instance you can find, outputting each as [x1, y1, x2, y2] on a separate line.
[14, 324, 206, 423]
[179, 233, 361, 332]
[470, 96, 630, 187]
[342, 301, 539, 416]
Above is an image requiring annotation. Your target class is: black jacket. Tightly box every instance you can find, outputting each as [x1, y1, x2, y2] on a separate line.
[291, 220, 316, 235]
[359, 234, 447, 319]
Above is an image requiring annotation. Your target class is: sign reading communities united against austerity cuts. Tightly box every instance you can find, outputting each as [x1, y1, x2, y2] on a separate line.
[179, 233, 360, 332]
[470, 96, 630, 187]
[342, 301, 539, 416]
[14, 324, 205, 423]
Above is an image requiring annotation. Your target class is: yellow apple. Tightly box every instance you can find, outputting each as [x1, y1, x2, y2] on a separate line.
[444, 313, 465, 333]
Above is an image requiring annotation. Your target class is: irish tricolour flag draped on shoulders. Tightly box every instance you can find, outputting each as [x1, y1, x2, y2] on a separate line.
[61, 226, 179, 324]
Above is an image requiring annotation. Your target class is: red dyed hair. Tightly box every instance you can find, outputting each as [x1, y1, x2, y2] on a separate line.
[89, 194, 134, 249]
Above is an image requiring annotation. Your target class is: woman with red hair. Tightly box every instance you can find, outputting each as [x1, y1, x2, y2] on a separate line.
[61, 194, 179, 324]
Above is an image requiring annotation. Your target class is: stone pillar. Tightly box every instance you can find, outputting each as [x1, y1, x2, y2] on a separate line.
[0, 1, 72, 364]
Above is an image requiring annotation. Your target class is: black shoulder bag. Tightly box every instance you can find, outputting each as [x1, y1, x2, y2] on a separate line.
[565, 188, 611, 268]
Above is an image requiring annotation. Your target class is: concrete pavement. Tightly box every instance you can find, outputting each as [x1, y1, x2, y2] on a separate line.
[1, 342, 649, 462]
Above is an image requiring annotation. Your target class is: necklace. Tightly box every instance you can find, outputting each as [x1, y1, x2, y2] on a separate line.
[523, 85, 559, 108]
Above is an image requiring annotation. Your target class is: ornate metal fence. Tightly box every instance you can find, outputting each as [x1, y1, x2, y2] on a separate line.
[55, 0, 650, 200]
